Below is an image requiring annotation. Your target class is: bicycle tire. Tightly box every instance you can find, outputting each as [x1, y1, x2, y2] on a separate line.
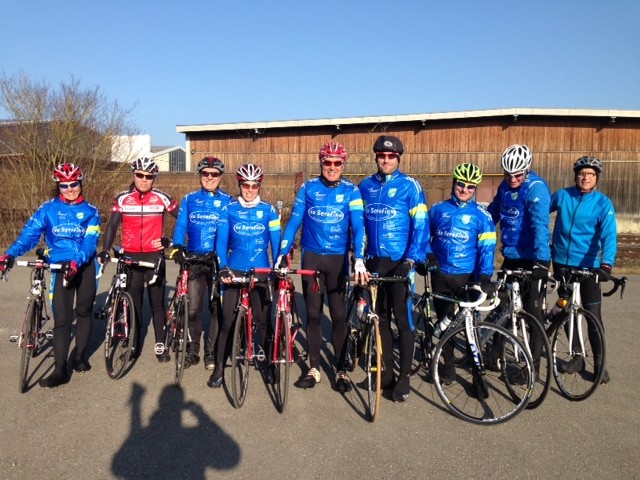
[174, 296, 189, 387]
[411, 303, 433, 375]
[497, 310, 552, 409]
[432, 321, 534, 425]
[551, 307, 606, 401]
[104, 292, 136, 380]
[19, 299, 38, 393]
[230, 308, 250, 408]
[364, 319, 382, 422]
[274, 311, 291, 413]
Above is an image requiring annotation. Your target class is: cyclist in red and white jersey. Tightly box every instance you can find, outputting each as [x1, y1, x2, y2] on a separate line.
[99, 157, 178, 362]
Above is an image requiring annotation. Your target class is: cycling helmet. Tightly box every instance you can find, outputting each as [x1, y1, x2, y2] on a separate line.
[52, 163, 84, 183]
[319, 142, 348, 161]
[573, 156, 602, 174]
[501, 144, 532, 174]
[453, 163, 483, 185]
[236, 163, 264, 184]
[131, 157, 159, 174]
[373, 135, 404, 156]
[197, 156, 225, 173]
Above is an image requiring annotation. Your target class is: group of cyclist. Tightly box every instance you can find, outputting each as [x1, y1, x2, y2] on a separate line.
[0, 135, 617, 399]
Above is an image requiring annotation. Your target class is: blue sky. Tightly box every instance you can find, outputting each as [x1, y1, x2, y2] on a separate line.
[2, 1, 639, 147]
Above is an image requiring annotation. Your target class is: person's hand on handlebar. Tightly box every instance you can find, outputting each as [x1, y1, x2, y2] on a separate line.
[353, 258, 370, 285]
[219, 267, 233, 284]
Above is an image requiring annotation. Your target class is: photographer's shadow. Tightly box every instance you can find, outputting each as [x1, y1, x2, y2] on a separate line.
[112, 383, 240, 479]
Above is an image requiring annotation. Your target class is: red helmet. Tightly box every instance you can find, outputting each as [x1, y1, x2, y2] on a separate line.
[319, 142, 348, 161]
[52, 163, 84, 183]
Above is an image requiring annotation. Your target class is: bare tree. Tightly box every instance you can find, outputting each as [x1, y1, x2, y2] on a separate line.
[0, 71, 138, 244]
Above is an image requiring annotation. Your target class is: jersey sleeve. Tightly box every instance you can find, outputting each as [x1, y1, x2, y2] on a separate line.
[6, 203, 48, 258]
[215, 207, 230, 268]
[406, 183, 429, 263]
[280, 184, 306, 255]
[348, 186, 366, 259]
[527, 182, 551, 262]
[172, 196, 189, 246]
[75, 208, 101, 267]
[268, 205, 281, 263]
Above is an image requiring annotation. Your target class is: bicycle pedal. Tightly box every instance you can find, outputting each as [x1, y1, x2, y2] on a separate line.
[45, 330, 54, 340]
[9, 334, 19, 342]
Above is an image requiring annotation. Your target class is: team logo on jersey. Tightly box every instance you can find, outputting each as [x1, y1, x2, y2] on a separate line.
[388, 188, 397, 198]
[308, 206, 344, 224]
[335, 194, 344, 203]
[365, 203, 397, 221]
[76, 212, 84, 220]
[52, 225, 85, 236]
[233, 222, 265, 236]
[257, 211, 264, 219]
[461, 214, 471, 224]
[510, 192, 519, 201]
[503, 207, 520, 219]
[214, 200, 222, 208]
[189, 212, 219, 225]
[436, 228, 470, 243]
[313, 192, 326, 201]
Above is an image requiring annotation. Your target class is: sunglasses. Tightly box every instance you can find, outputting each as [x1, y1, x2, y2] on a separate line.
[376, 153, 399, 160]
[322, 159, 344, 168]
[455, 181, 477, 191]
[201, 171, 222, 178]
[577, 171, 596, 178]
[135, 172, 156, 180]
[59, 181, 80, 189]
[504, 172, 524, 180]
[241, 183, 260, 190]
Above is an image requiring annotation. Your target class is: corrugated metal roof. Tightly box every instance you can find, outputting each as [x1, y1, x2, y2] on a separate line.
[176, 107, 640, 133]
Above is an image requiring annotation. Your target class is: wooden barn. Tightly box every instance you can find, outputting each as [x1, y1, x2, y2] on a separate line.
[177, 108, 640, 233]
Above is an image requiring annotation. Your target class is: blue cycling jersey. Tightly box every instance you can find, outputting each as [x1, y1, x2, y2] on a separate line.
[216, 199, 281, 271]
[359, 170, 429, 263]
[550, 186, 617, 268]
[7, 196, 100, 267]
[172, 187, 232, 255]
[487, 170, 551, 262]
[280, 177, 365, 259]
[429, 195, 496, 276]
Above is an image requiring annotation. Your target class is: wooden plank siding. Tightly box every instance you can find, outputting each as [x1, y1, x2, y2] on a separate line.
[184, 115, 640, 225]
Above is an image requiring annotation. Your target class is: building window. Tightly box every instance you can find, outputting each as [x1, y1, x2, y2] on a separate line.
[169, 150, 186, 172]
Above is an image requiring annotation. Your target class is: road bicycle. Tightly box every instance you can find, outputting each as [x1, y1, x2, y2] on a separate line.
[162, 253, 216, 387]
[268, 263, 316, 412]
[226, 267, 272, 408]
[410, 275, 535, 424]
[546, 268, 626, 401]
[486, 268, 553, 409]
[344, 275, 410, 422]
[4, 248, 60, 393]
[95, 246, 159, 379]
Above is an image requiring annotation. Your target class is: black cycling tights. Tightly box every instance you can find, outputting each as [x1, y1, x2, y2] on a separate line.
[186, 263, 221, 356]
[128, 254, 166, 351]
[301, 251, 348, 371]
[51, 260, 97, 372]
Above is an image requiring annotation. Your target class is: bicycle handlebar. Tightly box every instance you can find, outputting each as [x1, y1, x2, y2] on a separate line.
[603, 275, 628, 299]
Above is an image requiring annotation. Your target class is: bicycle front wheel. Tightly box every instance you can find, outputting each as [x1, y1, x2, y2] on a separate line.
[174, 296, 189, 387]
[411, 304, 433, 375]
[432, 322, 534, 425]
[230, 309, 250, 408]
[19, 299, 38, 393]
[105, 292, 136, 380]
[551, 307, 606, 401]
[499, 310, 551, 409]
[274, 312, 291, 413]
[344, 293, 361, 372]
[364, 319, 382, 422]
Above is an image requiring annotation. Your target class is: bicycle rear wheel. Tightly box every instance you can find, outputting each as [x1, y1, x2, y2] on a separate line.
[174, 296, 189, 387]
[274, 312, 291, 413]
[499, 310, 551, 409]
[230, 309, 250, 408]
[551, 307, 606, 401]
[19, 299, 38, 393]
[105, 292, 136, 380]
[432, 322, 534, 425]
[364, 319, 382, 422]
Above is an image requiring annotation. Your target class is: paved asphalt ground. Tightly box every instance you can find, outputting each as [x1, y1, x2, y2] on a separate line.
[0, 262, 638, 479]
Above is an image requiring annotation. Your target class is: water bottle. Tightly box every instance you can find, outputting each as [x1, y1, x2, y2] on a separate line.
[549, 297, 568, 320]
[434, 315, 452, 338]
[356, 298, 367, 321]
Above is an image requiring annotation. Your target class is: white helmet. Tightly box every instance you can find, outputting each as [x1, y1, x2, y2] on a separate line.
[131, 157, 159, 174]
[236, 163, 264, 184]
[501, 144, 532, 174]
